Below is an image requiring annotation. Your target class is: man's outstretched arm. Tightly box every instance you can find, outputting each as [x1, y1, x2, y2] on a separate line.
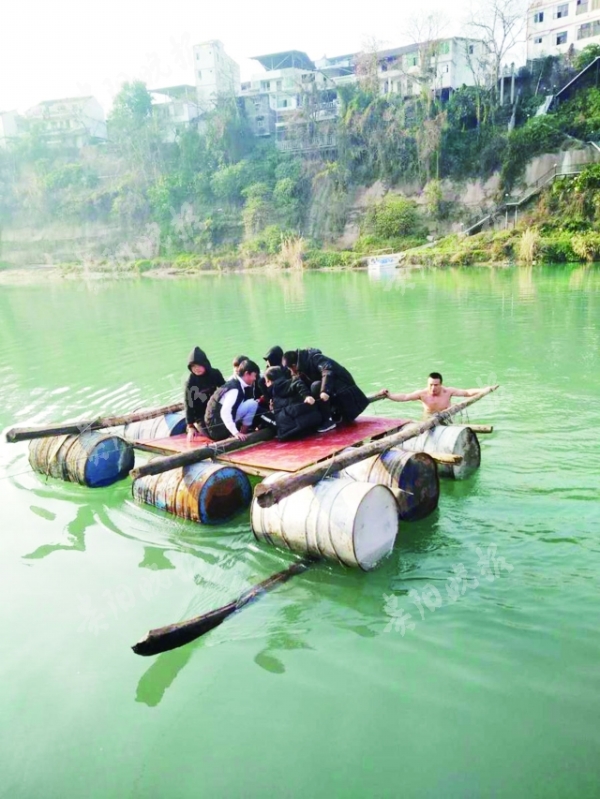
[447, 386, 494, 398]
[383, 390, 424, 402]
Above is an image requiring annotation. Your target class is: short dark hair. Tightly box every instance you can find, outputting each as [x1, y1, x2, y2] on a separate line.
[233, 354, 249, 368]
[265, 366, 284, 382]
[283, 350, 298, 368]
[237, 358, 260, 376]
[429, 372, 443, 382]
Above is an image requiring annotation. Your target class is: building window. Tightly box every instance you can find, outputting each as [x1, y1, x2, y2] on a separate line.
[534, 11, 544, 21]
[578, 22, 591, 36]
[468, 44, 475, 54]
[554, 3, 569, 17]
[577, 0, 589, 12]
[556, 31, 568, 43]
[197, 70, 202, 79]
[534, 36, 543, 43]
[439, 41, 450, 54]
[593, 0, 600, 10]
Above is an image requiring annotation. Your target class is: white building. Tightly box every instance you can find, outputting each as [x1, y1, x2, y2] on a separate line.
[150, 85, 202, 142]
[239, 51, 338, 146]
[25, 96, 107, 147]
[374, 37, 489, 100]
[193, 40, 240, 109]
[0, 111, 20, 147]
[527, 0, 600, 60]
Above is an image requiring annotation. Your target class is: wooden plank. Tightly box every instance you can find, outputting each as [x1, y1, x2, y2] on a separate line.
[219, 417, 409, 473]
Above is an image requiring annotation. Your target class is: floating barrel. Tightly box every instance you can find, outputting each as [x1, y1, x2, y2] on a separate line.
[28, 432, 135, 488]
[123, 411, 186, 441]
[251, 475, 398, 570]
[401, 425, 481, 479]
[132, 461, 252, 525]
[340, 449, 439, 521]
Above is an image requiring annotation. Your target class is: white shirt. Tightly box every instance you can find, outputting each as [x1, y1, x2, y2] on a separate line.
[220, 376, 247, 437]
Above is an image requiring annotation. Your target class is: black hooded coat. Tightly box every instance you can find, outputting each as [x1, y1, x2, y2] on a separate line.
[295, 348, 369, 422]
[270, 375, 323, 441]
[184, 347, 225, 427]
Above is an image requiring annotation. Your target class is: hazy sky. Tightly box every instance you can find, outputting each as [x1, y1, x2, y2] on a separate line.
[1, 0, 493, 113]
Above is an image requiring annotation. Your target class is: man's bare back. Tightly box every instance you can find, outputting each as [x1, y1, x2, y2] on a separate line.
[384, 373, 493, 415]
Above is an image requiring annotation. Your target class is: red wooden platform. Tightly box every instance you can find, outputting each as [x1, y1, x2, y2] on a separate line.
[135, 416, 410, 475]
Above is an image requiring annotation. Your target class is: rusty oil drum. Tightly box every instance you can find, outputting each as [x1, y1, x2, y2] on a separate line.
[132, 461, 252, 524]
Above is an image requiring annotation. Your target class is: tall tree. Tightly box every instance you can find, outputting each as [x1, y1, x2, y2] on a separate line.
[465, 0, 526, 91]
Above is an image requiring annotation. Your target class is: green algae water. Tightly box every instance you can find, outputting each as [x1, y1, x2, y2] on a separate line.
[1, 265, 599, 799]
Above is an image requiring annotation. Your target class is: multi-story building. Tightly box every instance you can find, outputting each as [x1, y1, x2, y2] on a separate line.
[374, 37, 489, 101]
[239, 50, 338, 149]
[527, 0, 600, 60]
[24, 96, 107, 147]
[193, 40, 240, 109]
[150, 85, 202, 142]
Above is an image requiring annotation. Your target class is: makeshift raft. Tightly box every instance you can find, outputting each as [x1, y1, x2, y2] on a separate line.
[8, 386, 496, 572]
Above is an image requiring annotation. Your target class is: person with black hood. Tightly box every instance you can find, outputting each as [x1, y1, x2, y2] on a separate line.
[282, 348, 369, 429]
[264, 366, 324, 441]
[184, 346, 225, 442]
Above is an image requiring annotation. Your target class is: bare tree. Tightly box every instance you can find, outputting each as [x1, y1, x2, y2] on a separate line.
[465, 0, 526, 90]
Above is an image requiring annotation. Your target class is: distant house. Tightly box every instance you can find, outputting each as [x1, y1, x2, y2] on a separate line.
[527, 0, 600, 61]
[150, 85, 202, 142]
[25, 96, 107, 147]
[239, 50, 338, 150]
[193, 40, 240, 109]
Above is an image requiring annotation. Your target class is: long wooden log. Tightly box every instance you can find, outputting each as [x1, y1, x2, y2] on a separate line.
[255, 386, 499, 508]
[129, 428, 275, 480]
[132, 558, 312, 656]
[5, 402, 185, 443]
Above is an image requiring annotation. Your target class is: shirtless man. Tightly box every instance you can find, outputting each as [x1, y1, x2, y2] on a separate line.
[384, 372, 495, 415]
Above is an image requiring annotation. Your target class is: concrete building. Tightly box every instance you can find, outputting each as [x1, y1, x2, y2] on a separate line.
[193, 40, 240, 109]
[150, 85, 202, 142]
[239, 50, 338, 149]
[527, 0, 600, 60]
[0, 111, 20, 147]
[374, 37, 489, 100]
[25, 96, 107, 147]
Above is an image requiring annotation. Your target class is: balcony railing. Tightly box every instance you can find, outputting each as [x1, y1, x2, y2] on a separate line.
[276, 134, 337, 152]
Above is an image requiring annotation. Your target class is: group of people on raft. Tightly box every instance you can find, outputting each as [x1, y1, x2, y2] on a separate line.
[184, 345, 371, 444]
[184, 344, 494, 444]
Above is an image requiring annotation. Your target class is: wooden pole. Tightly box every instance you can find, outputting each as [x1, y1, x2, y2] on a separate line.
[465, 424, 493, 434]
[129, 428, 275, 480]
[255, 386, 499, 508]
[132, 558, 312, 656]
[5, 403, 185, 443]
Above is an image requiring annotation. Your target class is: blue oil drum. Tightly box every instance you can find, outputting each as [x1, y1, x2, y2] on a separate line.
[29, 432, 135, 487]
[124, 411, 187, 441]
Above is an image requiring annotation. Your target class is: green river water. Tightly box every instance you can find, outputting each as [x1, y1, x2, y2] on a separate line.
[0, 265, 599, 798]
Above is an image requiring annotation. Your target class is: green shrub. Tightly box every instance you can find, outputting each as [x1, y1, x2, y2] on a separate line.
[353, 234, 426, 253]
[303, 250, 356, 269]
[571, 231, 600, 261]
[540, 234, 577, 262]
[362, 195, 427, 240]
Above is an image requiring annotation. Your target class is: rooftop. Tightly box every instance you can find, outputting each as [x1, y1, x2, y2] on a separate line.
[251, 50, 316, 72]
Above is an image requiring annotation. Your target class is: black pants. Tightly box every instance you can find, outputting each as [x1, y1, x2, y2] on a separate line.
[310, 382, 334, 422]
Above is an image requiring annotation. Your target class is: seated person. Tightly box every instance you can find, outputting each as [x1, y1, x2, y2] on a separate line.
[184, 346, 225, 442]
[282, 348, 369, 429]
[264, 366, 325, 441]
[204, 359, 260, 442]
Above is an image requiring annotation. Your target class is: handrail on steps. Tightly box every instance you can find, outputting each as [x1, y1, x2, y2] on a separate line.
[464, 152, 599, 236]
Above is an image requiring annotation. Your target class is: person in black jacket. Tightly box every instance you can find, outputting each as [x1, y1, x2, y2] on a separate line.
[282, 348, 369, 427]
[264, 367, 324, 441]
[184, 346, 225, 442]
